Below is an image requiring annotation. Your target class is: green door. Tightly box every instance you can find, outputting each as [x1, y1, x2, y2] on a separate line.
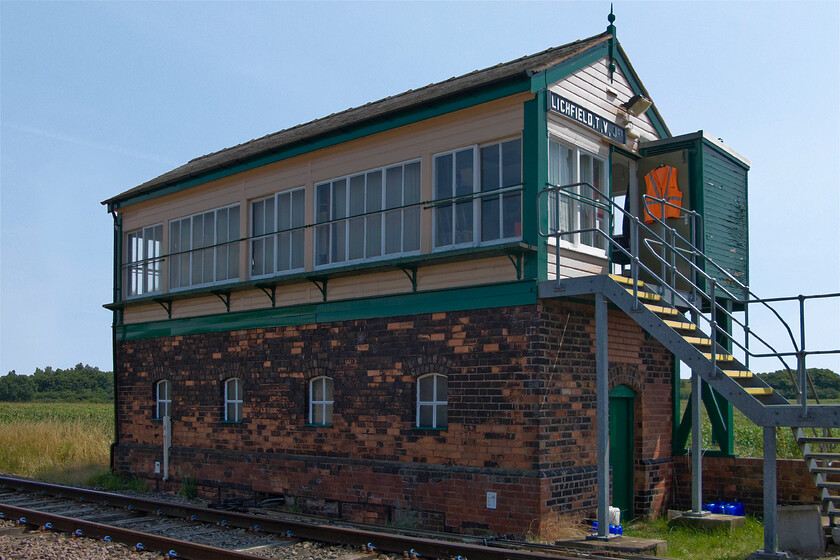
[609, 385, 636, 523]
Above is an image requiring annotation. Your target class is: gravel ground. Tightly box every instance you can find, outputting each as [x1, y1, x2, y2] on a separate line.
[0, 518, 402, 560]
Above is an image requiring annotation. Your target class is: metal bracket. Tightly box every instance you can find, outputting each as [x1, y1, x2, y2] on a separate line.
[257, 284, 276, 308]
[307, 277, 328, 302]
[211, 290, 231, 312]
[154, 298, 172, 319]
[505, 251, 524, 280]
[398, 266, 418, 292]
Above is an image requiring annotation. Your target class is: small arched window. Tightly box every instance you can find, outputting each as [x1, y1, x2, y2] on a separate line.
[416, 373, 447, 428]
[155, 380, 171, 419]
[309, 376, 334, 425]
[224, 378, 243, 422]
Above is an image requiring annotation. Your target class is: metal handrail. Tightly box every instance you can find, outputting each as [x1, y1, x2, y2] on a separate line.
[539, 181, 840, 414]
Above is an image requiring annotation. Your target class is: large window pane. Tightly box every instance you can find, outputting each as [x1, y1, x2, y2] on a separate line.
[434, 154, 453, 247]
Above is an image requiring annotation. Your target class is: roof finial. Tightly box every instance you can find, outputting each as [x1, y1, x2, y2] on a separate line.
[607, 4, 616, 83]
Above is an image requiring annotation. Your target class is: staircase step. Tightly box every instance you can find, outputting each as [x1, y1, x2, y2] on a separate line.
[683, 336, 712, 346]
[723, 370, 754, 379]
[799, 437, 840, 445]
[805, 453, 840, 461]
[810, 467, 840, 475]
[745, 387, 774, 396]
[664, 320, 697, 331]
[817, 482, 840, 490]
[624, 287, 661, 301]
[702, 353, 735, 361]
[610, 274, 644, 288]
[644, 304, 680, 316]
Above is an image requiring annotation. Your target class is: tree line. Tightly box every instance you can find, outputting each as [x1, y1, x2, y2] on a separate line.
[0, 364, 113, 403]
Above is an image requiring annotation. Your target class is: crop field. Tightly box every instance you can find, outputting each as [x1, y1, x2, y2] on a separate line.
[0, 402, 113, 483]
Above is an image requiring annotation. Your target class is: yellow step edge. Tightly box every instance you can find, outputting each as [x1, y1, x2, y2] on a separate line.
[703, 353, 735, 361]
[609, 274, 644, 287]
[745, 387, 774, 396]
[644, 304, 680, 316]
[723, 370, 754, 378]
[664, 320, 697, 331]
[624, 287, 661, 301]
[683, 336, 712, 346]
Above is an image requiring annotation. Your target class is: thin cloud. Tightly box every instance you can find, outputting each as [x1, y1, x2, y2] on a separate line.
[2, 122, 178, 166]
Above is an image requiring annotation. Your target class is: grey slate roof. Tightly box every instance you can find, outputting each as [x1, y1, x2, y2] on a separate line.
[105, 32, 612, 207]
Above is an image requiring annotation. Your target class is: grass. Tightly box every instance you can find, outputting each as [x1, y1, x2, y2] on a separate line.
[625, 516, 765, 560]
[0, 402, 114, 484]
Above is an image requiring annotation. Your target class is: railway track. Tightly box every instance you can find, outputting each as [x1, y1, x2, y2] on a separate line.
[0, 476, 666, 560]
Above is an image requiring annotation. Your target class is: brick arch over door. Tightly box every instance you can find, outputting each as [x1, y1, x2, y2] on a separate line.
[609, 363, 642, 393]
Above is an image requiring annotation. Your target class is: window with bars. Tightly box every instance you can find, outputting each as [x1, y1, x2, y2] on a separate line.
[547, 140, 608, 251]
[126, 224, 163, 297]
[315, 160, 420, 267]
[309, 376, 334, 426]
[155, 380, 171, 419]
[223, 378, 243, 422]
[433, 138, 521, 249]
[168, 204, 240, 290]
[416, 373, 447, 428]
[251, 188, 306, 278]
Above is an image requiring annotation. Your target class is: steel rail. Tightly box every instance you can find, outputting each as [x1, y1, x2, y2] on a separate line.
[0, 477, 649, 560]
[0, 503, 260, 560]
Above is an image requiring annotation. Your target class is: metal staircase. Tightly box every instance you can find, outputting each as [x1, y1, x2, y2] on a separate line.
[538, 181, 840, 540]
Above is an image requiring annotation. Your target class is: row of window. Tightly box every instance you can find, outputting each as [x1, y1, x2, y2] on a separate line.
[126, 137, 611, 297]
[153, 373, 448, 429]
[125, 138, 524, 297]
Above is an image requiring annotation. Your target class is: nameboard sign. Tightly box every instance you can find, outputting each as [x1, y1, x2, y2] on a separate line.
[548, 92, 626, 144]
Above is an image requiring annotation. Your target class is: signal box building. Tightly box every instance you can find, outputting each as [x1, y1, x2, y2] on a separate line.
[104, 27, 761, 537]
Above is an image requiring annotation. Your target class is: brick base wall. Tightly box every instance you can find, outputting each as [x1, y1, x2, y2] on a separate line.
[114, 299, 675, 536]
[673, 455, 820, 513]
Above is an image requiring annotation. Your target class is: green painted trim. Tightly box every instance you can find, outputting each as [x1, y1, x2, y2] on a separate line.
[110, 241, 536, 309]
[523, 91, 548, 281]
[673, 392, 692, 454]
[701, 382, 735, 457]
[609, 384, 637, 398]
[110, 79, 531, 211]
[116, 280, 538, 341]
[529, 43, 609, 93]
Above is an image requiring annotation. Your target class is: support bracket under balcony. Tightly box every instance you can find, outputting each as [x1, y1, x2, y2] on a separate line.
[153, 298, 172, 319]
[504, 247, 528, 280]
[307, 277, 328, 302]
[211, 290, 231, 312]
[256, 283, 277, 308]
[398, 265, 418, 292]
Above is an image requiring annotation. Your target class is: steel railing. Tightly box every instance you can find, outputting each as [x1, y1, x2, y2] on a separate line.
[538, 182, 840, 416]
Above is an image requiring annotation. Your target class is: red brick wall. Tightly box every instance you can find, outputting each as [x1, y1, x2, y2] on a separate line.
[114, 299, 675, 535]
[673, 456, 820, 513]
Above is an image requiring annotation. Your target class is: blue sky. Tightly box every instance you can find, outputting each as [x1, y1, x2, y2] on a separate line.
[1, 1, 838, 376]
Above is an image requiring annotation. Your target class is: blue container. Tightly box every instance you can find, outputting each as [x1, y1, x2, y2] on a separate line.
[609, 524, 623, 535]
[704, 502, 725, 514]
[727, 502, 745, 516]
